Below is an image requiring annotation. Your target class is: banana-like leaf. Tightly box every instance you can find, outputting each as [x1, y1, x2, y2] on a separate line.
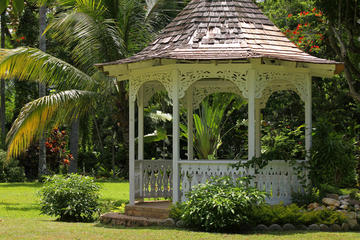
[13, 0, 24, 13]
[143, 128, 167, 143]
[7, 90, 95, 159]
[0, 0, 9, 14]
[0, 47, 97, 91]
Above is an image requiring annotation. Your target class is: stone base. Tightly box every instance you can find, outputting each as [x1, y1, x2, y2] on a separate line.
[100, 212, 175, 227]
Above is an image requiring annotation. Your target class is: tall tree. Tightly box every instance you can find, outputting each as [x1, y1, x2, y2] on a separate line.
[38, 3, 47, 177]
[315, 0, 360, 102]
[0, 11, 6, 150]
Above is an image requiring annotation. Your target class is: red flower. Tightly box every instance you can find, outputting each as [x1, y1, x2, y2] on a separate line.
[287, 14, 293, 18]
[312, 7, 316, 12]
[63, 159, 70, 165]
[20, 36, 25, 40]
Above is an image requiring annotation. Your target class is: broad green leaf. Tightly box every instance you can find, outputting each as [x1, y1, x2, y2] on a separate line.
[0, 0, 9, 14]
[13, 0, 24, 13]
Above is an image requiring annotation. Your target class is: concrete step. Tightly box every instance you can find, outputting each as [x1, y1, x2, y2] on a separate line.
[100, 212, 175, 227]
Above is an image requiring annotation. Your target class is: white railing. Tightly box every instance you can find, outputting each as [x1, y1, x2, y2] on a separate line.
[135, 160, 172, 198]
[179, 160, 306, 204]
[135, 159, 306, 204]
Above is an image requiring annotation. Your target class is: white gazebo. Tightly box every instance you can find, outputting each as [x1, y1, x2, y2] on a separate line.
[97, 0, 343, 205]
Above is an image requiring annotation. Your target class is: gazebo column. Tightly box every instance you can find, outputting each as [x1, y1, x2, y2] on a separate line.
[255, 102, 261, 158]
[305, 75, 312, 160]
[187, 87, 194, 160]
[248, 71, 256, 160]
[172, 77, 180, 203]
[129, 86, 136, 205]
[138, 86, 144, 198]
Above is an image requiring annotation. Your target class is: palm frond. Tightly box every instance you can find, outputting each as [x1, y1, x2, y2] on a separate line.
[46, 0, 123, 73]
[7, 90, 96, 159]
[0, 47, 96, 91]
[145, 0, 164, 21]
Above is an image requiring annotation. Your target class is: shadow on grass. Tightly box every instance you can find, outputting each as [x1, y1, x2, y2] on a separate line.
[0, 183, 43, 188]
[93, 223, 360, 235]
[1, 202, 40, 212]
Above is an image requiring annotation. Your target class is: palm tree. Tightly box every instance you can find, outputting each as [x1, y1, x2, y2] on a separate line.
[0, 0, 181, 167]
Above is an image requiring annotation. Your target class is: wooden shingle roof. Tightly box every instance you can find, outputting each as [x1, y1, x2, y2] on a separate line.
[99, 0, 337, 66]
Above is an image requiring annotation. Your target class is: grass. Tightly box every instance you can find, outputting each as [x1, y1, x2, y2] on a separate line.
[0, 181, 359, 240]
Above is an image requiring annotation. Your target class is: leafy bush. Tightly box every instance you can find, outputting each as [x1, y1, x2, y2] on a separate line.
[349, 189, 360, 201]
[261, 122, 305, 160]
[38, 174, 100, 222]
[310, 119, 358, 188]
[291, 188, 320, 207]
[181, 176, 266, 232]
[318, 183, 342, 199]
[0, 150, 26, 182]
[250, 204, 347, 226]
[169, 202, 186, 222]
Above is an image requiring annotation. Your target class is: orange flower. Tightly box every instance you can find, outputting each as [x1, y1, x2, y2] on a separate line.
[287, 13, 293, 18]
[64, 159, 70, 165]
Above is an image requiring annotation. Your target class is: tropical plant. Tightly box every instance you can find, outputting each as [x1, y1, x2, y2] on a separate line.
[0, 0, 180, 163]
[310, 118, 358, 188]
[181, 94, 241, 159]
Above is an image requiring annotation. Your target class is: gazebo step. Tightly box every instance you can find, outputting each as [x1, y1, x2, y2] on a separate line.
[100, 212, 175, 227]
[125, 201, 171, 219]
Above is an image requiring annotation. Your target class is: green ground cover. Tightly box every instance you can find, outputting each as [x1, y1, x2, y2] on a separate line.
[0, 182, 359, 240]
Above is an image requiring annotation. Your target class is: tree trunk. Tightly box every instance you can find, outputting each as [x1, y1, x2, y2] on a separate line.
[0, 12, 6, 149]
[116, 82, 129, 169]
[38, 5, 47, 177]
[69, 119, 79, 173]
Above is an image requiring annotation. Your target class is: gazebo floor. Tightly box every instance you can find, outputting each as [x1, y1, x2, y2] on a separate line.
[100, 200, 175, 227]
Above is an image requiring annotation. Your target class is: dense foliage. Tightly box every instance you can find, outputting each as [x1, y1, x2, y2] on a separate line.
[310, 119, 358, 188]
[0, 0, 357, 192]
[0, 149, 25, 182]
[38, 174, 100, 222]
[181, 176, 266, 232]
[250, 204, 347, 226]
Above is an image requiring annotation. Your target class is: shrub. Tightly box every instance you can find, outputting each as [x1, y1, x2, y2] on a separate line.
[169, 202, 186, 222]
[38, 174, 100, 222]
[349, 189, 360, 201]
[250, 204, 347, 226]
[0, 150, 26, 182]
[181, 176, 266, 232]
[310, 119, 358, 188]
[291, 188, 320, 207]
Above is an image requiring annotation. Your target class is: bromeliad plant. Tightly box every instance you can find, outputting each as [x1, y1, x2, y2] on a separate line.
[181, 94, 239, 160]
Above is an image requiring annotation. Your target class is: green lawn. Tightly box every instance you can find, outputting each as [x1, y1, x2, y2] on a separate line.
[0, 182, 359, 240]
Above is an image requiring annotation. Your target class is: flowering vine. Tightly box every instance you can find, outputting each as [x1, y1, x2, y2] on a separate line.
[283, 8, 326, 54]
